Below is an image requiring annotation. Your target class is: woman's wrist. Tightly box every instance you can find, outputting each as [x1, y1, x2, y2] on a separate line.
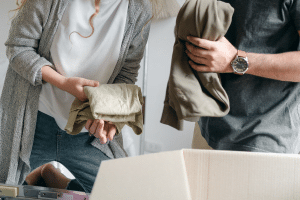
[41, 65, 67, 90]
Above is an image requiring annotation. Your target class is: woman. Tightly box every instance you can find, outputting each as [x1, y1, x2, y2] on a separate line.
[0, 0, 152, 193]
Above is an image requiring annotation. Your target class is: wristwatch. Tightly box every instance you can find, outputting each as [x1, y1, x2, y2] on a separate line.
[231, 50, 249, 75]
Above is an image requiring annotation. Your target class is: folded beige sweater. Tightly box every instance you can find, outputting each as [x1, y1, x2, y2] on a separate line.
[65, 84, 144, 135]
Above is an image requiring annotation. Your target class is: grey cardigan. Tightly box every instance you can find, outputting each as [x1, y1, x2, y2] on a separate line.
[0, 0, 151, 185]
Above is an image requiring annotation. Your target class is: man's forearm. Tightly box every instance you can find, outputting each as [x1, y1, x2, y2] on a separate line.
[246, 51, 300, 82]
[246, 31, 300, 82]
[185, 31, 300, 81]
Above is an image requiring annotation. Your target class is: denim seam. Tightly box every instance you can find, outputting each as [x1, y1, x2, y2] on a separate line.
[56, 130, 62, 162]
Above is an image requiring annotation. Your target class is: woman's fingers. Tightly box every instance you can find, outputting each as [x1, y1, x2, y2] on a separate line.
[95, 119, 106, 144]
[87, 119, 100, 135]
[81, 78, 99, 87]
[107, 122, 116, 141]
[86, 119, 116, 144]
[85, 119, 93, 133]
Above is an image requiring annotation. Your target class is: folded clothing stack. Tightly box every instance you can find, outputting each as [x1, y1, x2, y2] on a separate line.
[65, 84, 144, 136]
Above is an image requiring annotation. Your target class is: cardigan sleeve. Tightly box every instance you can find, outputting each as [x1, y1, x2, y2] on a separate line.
[5, 0, 54, 86]
[113, 1, 152, 84]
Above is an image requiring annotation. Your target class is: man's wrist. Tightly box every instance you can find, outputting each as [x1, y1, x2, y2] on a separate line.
[231, 50, 249, 75]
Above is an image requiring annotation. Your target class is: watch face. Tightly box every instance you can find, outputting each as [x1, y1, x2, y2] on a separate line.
[232, 57, 248, 73]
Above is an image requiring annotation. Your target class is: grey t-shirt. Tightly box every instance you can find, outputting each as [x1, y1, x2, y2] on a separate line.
[199, 0, 300, 153]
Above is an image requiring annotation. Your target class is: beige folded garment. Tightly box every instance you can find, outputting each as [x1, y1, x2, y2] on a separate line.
[65, 84, 144, 135]
[161, 0, 234, 130]
[151, 0, 181, 20]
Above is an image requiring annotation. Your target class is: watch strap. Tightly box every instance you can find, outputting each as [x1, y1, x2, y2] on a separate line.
[237, 50, 247, 58]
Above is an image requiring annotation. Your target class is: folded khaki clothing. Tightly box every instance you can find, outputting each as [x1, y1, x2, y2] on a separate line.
[160, 0, 234, 130]
[65, 84, 144, 135]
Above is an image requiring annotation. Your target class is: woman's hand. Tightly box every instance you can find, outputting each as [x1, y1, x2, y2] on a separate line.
[62, 77, 99, 101]
[185, 36, 237, 73]
[85, 119, 116, 144]
[41, 66, 99, 101]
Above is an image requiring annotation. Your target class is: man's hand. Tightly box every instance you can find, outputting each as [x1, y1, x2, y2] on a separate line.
[85, 119, 116, 144]
[185, 36, 237, 73]
[62, 77, 99, 102]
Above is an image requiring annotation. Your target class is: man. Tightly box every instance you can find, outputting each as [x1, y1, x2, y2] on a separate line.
[186, 0, 300, 153]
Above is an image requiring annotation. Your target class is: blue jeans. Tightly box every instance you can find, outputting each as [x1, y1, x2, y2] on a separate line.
[29, 111, 110, 193]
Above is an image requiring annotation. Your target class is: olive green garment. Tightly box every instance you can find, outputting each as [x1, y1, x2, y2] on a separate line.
[65, 84, 144, 136]
[161, 0, 234, 130]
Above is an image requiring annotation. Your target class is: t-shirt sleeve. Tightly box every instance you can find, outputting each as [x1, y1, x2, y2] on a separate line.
[290, 0, 300, 30]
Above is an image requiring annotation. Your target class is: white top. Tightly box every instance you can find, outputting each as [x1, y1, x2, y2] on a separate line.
[39, 0, 128, 131]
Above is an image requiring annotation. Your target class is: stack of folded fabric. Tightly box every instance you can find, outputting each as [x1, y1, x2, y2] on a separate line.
[65, 84, 144, 136]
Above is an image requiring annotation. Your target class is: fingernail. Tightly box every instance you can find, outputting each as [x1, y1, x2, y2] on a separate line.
[187, 36, 190, 41]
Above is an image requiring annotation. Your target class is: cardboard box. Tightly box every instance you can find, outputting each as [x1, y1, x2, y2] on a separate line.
[90, 149, 300, 200]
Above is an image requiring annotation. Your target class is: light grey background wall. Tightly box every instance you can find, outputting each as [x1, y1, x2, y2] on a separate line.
[143, 0, 195, 154]
[0, 0, 14, 91]
[0, 0, 195, 157]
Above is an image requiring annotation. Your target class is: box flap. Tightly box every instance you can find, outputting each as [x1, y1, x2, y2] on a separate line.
[183, 149, 300, 200]
[90, 150, 192, 200]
